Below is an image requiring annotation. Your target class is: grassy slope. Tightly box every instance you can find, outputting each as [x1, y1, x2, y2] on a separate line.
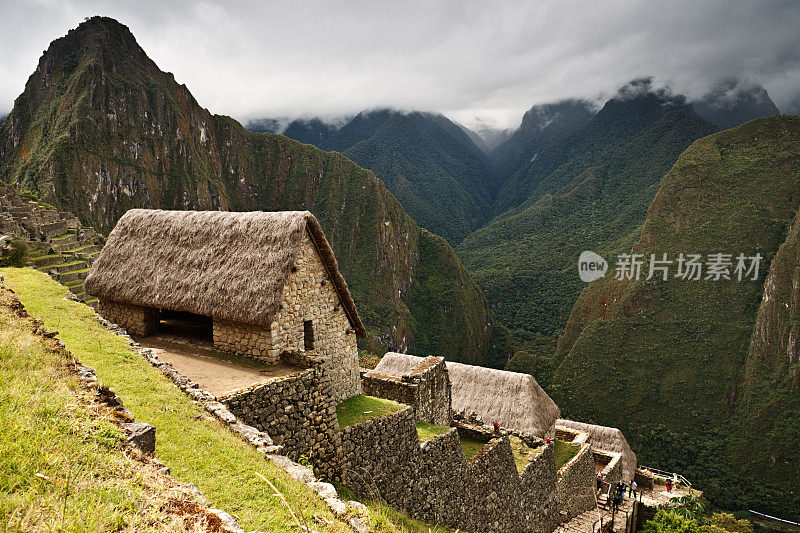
[0, 288, 209, 531]
[2, 268, 454, 532]
[0, 16, 511, 368]
[551, 116, 800, 518]
[2, 268, 350, 532]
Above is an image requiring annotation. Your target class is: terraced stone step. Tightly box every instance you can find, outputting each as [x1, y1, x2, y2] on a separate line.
[67, 244, 101, 257]
[50, 260, 89, 274]
[84, 298, 98, 309]
[64, 279, 84, 290]
[30, 254, 66, 268]
[57, 267, 91, 283]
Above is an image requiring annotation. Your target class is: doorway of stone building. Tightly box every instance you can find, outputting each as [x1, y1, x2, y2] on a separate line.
[158, 309, 214, 343]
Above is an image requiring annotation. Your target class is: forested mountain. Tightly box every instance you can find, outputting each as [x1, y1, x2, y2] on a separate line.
[0, 16, 512, 367]
[0, 114, 6, 125]
[488, 99, 595, 194]
[260, 109, 495, 244]
[458, 80, 717, 344]
[692, 79, 781, 130]
[551, 116, 800, 519]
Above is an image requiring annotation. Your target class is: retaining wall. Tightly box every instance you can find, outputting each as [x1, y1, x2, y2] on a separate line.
[220, 351, 341, 480]
[340, 406, 560, 533]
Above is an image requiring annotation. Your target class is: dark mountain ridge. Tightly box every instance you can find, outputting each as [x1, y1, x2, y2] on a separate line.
[0, 16, 512, 367]
[262, 108, 496, 244]
[458, 80, 717, 342]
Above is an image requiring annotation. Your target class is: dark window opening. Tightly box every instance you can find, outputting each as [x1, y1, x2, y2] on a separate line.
[158, 309, 213, 342]
[304, 320, 315, 351]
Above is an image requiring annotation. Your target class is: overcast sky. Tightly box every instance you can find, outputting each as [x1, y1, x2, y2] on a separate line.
[1, 0, 799, 129]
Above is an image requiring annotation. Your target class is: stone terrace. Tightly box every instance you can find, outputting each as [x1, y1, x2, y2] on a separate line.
[0, 187, 102, 305]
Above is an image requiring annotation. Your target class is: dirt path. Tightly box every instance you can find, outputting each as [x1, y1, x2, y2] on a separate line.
[133, 334, 300, 397]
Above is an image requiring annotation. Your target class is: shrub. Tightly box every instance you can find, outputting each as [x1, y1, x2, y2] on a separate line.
[0, 236, 28, 267]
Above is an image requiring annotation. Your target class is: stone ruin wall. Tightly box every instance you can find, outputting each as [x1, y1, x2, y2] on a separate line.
[268, 231, 360, 403]
[593, 449, 623, 487]
[97, 299, 158, 336]
[362, 356, 451, 425]
[220, 351, 341, 481]
[340, 406, 561, 533]
[556, 442, 597, 522]
[212, 320, 273, 361]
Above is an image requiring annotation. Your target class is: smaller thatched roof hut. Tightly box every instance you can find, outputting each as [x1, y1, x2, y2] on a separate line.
[375, 353, 561, 438]
[557, 419, 637, 480]
[84, 209, 365, 336]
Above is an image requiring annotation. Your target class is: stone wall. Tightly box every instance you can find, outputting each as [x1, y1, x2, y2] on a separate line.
[594, 449, 623, 487]
[97, 299, 158, 336]
[213, 320, 275, 362]
[556, 443, 597, 522]
[269, 231, 360, 402]
[220, 351, 341, 480]
[362, 356, 451, 425]
[340, 406, 562, 533]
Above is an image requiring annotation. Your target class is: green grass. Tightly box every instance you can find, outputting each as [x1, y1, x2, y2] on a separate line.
[554, 439, 580, 470]
[335, 484, 454, 533]
[336, 395, 404, 428]
[415, 421, 450, 443]
[508, 435, 543, 473]
[0, 288, 194, 531]
[1, 268, 352, 532]
[459, 436, 488, 459]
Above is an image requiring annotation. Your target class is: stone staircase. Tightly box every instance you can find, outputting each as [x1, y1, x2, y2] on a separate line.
[0, 186, 103, 307]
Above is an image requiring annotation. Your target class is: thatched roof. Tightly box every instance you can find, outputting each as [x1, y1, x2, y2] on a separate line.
[557, 419, 637, 480]
[85, 209, 365, 336]
[375, 353, 560, 438]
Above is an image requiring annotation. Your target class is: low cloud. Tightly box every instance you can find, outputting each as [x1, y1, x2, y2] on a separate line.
[1, 0, 799, 128]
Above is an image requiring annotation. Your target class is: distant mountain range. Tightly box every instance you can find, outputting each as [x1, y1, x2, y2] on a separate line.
[0, 16, 512, 368]
[250, 109, 495, 244]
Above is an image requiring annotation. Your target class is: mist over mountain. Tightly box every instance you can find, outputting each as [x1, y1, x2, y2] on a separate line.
[469, 122, 513, 152]
[692, 79, 781, 129]
[488, 99, 596, 193]
[458, 79, 717, 340]
[258, 109, 495, 244]
[0, 16, 512, 368]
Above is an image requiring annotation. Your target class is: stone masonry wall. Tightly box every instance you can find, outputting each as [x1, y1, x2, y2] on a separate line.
[220, 351, 341, 481]
[340, 406, 562, 533]
[362, 356, 451, 425]
[269, 231, 360, 402]
[97, 299, 158, 336]
[213, 320, 275, 362]
[556, 443, 597, 522]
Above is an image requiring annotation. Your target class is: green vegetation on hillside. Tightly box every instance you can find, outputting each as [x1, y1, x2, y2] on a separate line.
[551, 116, 800, 519]
[277, 110, 495, 244]
[0, 16, 511, 368]
[458, 87, 718, 349]
[0, 289, 212, 531]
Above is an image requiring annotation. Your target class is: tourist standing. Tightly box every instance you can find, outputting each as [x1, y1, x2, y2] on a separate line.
[630, 479, 637, 497]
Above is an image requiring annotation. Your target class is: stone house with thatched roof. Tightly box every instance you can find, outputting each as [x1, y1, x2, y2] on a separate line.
[84, 209, 364, 401]
[370, 352, 561, 438]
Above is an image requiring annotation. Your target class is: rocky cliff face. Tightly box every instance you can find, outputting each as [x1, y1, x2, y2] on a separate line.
[0, 17, 512, 366]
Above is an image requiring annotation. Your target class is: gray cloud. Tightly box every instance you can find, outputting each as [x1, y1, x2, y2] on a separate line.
[1, 0, 799, 128]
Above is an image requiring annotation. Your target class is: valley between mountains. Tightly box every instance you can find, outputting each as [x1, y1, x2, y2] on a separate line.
[1, 16, 799, 520]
